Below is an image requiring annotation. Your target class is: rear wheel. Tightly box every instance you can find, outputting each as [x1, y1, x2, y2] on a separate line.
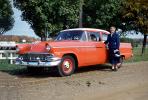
[57, 55, 75, 77]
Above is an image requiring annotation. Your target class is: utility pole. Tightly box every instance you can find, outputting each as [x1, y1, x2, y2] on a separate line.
[79, 0, 83, 28]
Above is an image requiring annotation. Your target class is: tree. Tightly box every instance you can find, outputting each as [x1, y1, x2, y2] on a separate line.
[14, 0, 80, 38]
[14, 0, 124, 38]
[0, 0, 14, 35]
[121, 0, 148, 54]
[83, 0, 123, 29]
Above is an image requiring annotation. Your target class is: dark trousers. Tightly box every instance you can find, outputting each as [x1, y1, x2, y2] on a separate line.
[109, 49, 120, 65]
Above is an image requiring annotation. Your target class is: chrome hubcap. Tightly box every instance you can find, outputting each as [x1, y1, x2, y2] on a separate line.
[64, 61, 70, 69]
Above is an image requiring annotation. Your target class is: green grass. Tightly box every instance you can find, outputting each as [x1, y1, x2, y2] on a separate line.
[0, 63, 24, 71]
[0, 64, 18, 70]
[0, 63, 26, 75]
[0, 47, 147, 71]
[125, 47, 148, 63]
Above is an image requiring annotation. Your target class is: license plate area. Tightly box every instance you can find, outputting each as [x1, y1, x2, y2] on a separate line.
[28, 62, 38, 66]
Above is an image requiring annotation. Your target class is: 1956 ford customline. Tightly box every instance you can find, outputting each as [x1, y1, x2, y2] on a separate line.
[15, 28, 133, 76]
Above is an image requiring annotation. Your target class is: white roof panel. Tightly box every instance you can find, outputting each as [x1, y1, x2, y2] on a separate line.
[61, 28, 110, 34]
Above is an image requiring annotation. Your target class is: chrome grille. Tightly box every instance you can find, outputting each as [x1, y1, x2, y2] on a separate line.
[20, 53, 52, 62]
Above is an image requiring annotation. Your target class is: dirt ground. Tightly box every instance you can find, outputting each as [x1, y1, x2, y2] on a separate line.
[0, 61, 148, 100]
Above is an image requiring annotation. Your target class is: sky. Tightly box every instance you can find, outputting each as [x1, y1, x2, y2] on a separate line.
[5, 2, 38, 38]
[5, 1, 144, 39]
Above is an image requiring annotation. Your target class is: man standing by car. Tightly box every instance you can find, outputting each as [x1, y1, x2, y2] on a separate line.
[105, 26, 120, 71]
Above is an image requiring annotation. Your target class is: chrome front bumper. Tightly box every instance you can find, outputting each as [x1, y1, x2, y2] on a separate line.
[15, 57, 61, 67]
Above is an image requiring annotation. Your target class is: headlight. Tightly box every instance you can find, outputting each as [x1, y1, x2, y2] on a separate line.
[46, 45, 51, 51]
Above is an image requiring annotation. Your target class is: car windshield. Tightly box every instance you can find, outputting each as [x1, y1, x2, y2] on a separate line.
[55, 30, 84, 41]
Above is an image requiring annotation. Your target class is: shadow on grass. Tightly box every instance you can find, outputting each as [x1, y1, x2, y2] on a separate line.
[0, 64, 111, 78]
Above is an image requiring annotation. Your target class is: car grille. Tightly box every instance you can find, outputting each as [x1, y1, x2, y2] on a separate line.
[20, 53, 52, 62]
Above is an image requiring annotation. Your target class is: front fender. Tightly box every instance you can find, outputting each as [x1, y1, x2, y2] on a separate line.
[16, 44, 31, 54]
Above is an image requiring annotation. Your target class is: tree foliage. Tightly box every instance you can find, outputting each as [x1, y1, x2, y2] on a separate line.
[0, 0, 14, 35]
[83, 0, 123, 29]
[121, 0, 148, 34]
[121, 0, 148, 54]
[14, 0, 124, 37]
[14, 0, 148, 36]
[14, 0, 80, 37]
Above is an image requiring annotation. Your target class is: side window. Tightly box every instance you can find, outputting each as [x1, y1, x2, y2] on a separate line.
[102, 33, 108, 41]
[88, 32, 100, 42]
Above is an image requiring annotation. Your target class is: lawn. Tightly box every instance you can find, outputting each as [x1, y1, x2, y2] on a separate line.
[125, 47, 148, 63]
[0, 47, 147, 70]
[0, 64, 24, 74]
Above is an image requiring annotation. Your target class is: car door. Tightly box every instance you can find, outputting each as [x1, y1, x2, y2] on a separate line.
[86, 31, 107, 65]
[76, 31, 98, 66]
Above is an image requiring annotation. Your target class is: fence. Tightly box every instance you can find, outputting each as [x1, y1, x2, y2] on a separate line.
[0, 41, 17, 64]
[0, 50, 18, 64]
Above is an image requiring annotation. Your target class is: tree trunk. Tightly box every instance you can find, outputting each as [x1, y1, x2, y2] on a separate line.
[79, 0, 83, 28]
[141, 34, 147, 55]
[41, 33, 46, 41]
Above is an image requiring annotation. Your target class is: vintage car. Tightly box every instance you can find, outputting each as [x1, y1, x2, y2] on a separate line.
[15, 28, 133, 76]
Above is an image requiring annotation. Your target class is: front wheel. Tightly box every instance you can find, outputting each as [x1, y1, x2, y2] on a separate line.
[57, 55, 75, 77]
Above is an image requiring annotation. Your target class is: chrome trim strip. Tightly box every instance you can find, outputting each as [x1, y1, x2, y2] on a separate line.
[52, 46, 103, 49]
[16, 55, 61, 67]
[26, 52, 52, 55]
[52, 46, 96, 49]
[15, 59, 61, 67]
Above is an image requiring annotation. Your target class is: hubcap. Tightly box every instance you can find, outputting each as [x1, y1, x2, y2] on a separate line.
[62, 58, 73, 74]
[64, 61, 70, 69]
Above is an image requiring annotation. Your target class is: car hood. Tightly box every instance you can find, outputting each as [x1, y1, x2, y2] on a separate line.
[27, 40, 81, 53]
[27, 41, 48, 53]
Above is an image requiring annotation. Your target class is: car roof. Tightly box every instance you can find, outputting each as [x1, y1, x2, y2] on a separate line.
[61, 28, 110, 34]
